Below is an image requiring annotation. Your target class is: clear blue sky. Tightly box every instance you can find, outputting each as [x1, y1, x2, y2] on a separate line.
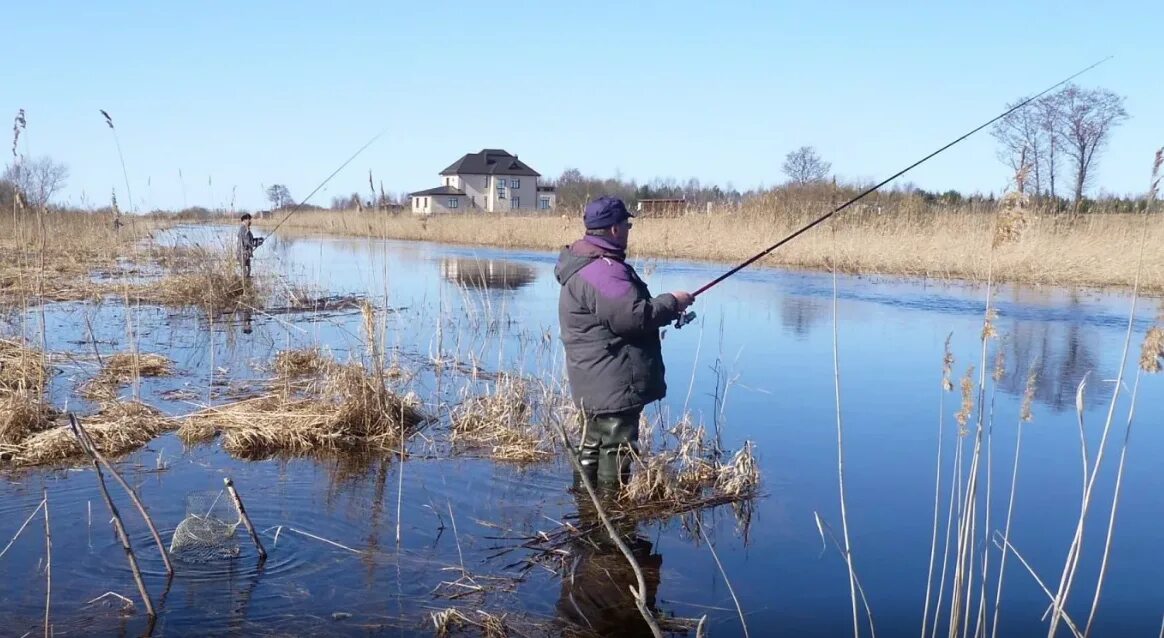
[2, 0, 1160, 212]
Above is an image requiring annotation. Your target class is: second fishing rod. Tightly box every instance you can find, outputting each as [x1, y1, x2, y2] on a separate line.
[671, 56, 1111, 329]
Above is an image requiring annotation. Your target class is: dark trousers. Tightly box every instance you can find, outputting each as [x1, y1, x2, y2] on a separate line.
[576, 409, 641, 489]
[239, 256, 251, 281]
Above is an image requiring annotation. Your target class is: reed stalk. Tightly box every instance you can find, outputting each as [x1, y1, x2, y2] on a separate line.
[42, 487, 51, 638]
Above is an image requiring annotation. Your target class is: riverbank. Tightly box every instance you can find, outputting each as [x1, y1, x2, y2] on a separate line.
[256, 207, 1164, 293]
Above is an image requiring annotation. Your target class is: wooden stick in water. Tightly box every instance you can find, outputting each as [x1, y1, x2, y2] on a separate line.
[224, 477, 266, 561]
[72, 416, 174, 577]
[84, 432, 155, 619]
[549, 413, 664, 638]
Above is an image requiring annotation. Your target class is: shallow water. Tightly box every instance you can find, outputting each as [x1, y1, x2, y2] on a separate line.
[1, 224, 1162, 637]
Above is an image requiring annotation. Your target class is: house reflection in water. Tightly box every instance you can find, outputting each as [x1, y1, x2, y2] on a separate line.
[439, 258, 536, 291]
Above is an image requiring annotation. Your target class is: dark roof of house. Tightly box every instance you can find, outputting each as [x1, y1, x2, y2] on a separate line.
[440, 149, 540, 177]
[536, 185, 556, 192]
[408, 186, 466, 197]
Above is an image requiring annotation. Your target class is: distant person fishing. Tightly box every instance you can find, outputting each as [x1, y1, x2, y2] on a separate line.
[237, 213, 265, 282]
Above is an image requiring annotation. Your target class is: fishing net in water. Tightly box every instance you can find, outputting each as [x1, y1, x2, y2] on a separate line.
[169, 490, 243, 562]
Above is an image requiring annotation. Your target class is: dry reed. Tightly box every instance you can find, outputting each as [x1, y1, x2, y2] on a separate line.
[1139, 327, 1164, 373]
[450, 374, 554, 464]
[10, 401, 172, 467]
[82, 352, 174, 400]
[258, 204, 1164, 292]
[273, 347, 331, 379]
[0, 390, 58, 449]
[622, 415, 759, 508]
[179, 357, 423, 460]
[0, 338, 47, 393]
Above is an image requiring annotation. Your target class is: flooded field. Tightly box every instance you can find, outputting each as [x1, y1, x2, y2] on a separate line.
[2, 224, 1162, 637]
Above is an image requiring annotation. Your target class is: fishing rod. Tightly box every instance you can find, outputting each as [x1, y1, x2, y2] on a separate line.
[672, 56, 1112, 329]
[264, 129, 386, 237]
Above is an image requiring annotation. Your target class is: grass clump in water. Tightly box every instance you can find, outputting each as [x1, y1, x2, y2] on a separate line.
[273, 347, 332, 380]
[0, 390, 58, 451]
[179, 353, 423, 460]
[450, 374, 555, 464]
[82, 352, 174, 400]
[9, 401, 172, 467]
[622, 414, 760, 511]
[0, 338, 47, 393]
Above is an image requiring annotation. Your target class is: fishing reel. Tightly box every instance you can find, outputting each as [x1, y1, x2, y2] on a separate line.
[673, 311, 696, 329]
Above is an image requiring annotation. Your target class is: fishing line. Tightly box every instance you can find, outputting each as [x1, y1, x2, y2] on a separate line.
[673, 56, 1112, 328]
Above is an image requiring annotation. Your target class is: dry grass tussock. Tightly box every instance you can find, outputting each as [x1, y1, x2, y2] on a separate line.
[0, 338, 56, 456]
[0, 390, 58, 449]
[273, 347, 331, 379]
[179, 351, 423, 460]
[450, 373, 555, 464]
[0, 337, 48, 393]
[622, 414, 759, 509]
[121, 245, 261, 312]
[7, 401, 172, 467]
[82, 352, 174, 400]
[261, 205, 1164, 291]
[0, 211, 164, 302]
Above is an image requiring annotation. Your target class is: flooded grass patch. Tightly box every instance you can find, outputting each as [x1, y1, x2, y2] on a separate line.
[180, 352, 424, 460]
[8, 400, 171, 467]
[450, 374, 556, 464]
[81, 351, 174, 400]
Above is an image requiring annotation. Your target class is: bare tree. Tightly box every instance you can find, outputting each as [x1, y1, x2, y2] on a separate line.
[991, 99, 1045, 196]
[1035, 92, 1065, 205]
[1056, 84, 1128, 209]
[3, 156, 68, 209]
[265, 184, 293, 209]
[782, 146, 831, 184]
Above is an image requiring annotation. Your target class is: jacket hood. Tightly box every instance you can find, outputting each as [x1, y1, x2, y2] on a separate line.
[554, 236, 625, 285]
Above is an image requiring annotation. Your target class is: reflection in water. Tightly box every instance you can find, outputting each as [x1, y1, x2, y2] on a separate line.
[440, 258, 536, 291]
[781, 295, 827, 338]
[557, 489, 663, 637]
[998, 320, 1104, 412]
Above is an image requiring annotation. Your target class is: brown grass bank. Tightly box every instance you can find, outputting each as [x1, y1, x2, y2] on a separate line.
[257, 204, 1164, 292]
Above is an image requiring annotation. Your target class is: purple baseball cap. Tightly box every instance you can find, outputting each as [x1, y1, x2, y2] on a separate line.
[583, 196, 635, 229]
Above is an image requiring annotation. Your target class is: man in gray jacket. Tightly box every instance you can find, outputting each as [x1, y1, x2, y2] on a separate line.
[554, 196, 693, 489]
[237, 213, 264, 281]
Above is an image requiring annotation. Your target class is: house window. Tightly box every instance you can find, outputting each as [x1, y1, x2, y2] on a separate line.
[447, 198, 459, 209]
[497, 179, 506, 199]
[511, 196, 520, 209]
[539, 197, 550, 209]
[511, 178, 520, 189]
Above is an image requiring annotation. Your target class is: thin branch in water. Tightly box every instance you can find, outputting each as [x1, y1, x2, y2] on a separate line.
[42, 487, 51, 638]
[991, 366, 1037, 638]
[0, 498, 45, 561]
[990, 533, 1082, 638]
[830, 227, 861, 638]
[72, 417, 174, 576]
[814, 512, 877, 638]
[694, 518, 749, 638]
[923, 334, 954, 638]
[549, 411, 664, 638]
[1084, 369, 1143, 635]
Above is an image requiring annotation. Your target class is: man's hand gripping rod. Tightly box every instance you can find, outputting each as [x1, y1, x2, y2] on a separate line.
[671, 56, 1110, 329]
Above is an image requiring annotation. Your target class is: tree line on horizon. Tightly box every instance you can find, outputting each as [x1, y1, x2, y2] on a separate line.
[1, 83, 1146, 217]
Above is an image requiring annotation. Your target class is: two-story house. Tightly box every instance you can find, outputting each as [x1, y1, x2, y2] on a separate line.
[409, 149, 556, 215]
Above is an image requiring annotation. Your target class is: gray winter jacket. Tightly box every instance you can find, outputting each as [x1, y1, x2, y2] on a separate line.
[554, 235, 681, 416]
[237, 223, 260, 262]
